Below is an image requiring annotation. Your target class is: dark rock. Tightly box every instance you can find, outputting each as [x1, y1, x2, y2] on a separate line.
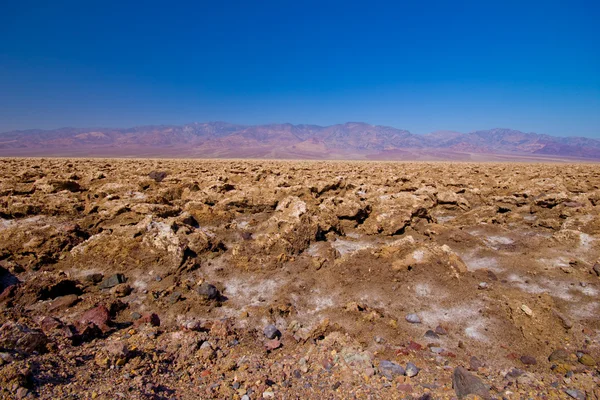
[197, 282, 219, 300]
[148, 171, 168, 182]
[378, 360, 405, 380]
[405, 362, 419, 377]
[84, 273, 103, 284]
[593, 263, 600, 277]
[263, 324, 280, 339]
[169, 291, 182, 304]
[548, 349, 571, 362]
[424, 330, 439, 340]
[100, 274, 126, 289]
[452, 366, 491, 399]
[520, 355, 537, 365]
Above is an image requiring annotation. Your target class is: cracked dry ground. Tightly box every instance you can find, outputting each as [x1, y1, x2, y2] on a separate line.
[0, 159, 599, 400]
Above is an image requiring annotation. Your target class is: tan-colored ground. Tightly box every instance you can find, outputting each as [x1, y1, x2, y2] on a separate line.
[0, 158, 599, 399]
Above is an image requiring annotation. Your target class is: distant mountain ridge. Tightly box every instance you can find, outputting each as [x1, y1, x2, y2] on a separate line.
[1, 122, 599, 160]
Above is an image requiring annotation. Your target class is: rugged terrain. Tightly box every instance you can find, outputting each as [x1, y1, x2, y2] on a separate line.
[0, 158, 599, 399]
[1, 123, 600, 161]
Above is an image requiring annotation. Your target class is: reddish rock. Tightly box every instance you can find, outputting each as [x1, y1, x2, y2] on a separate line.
[520, 355, 537, 365]
[134, 313, 160, 327]
[48, 294, 79, 311]
[397, 384, 413, 392]
[265, 339, 282, 351]
[407, 341, 423, 351]
[40, 316, 63, 332]
[77, 305, 111, 332]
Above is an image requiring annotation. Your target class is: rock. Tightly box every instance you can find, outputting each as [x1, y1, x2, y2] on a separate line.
[78, 305, 111, 332]
[15, 387, 29, 399]
[405, 362, 419, 377]
[197, 282, 219, 300]
[424, 330, 439, 340]
[169, 291, 182, 304]
[565, 389, 586, 400]
[130, 312, 142, 320]
[134, 313, 160, 327]
[405, 313, 421, 324]
[148, 171, 168, 182]
[100, 274, 126, 289]
[520, 355, 537, 365]
[469, 356, 483, 371]
[48, 294, 80, 311]
[548, 349, 572, 362]
[39, 316, 63, 333]
[520, 304, 533, 316]
[0, 322, 48, 354]
[553, 309, 573, 330]
[263, 324, 280, 339]
[84, 273, 103, 284]
[593, 263, 600, 277]
[452, 366, 491, 399]
[105, 340, 129, 358]
[478, 282, 488, 290]
[265, 339, 281, 351]
[578, 353, 596, 366]
[112, 284, 132, 297]
[378, 360, 405, 380]
[435, 325, 448, 335]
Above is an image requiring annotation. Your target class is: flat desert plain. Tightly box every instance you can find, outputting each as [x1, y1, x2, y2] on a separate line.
[0, 158, 599, 399]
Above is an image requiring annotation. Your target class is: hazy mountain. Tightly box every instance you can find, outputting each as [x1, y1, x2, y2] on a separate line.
[1, 122, 599, 160]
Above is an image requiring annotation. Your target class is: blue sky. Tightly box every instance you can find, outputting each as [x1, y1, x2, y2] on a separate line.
[1, 0, 599, 137]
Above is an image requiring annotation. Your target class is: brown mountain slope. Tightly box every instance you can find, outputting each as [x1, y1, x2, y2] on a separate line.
[0, 123, 599, 160]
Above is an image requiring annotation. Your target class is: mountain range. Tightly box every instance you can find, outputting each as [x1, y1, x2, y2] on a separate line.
[1, 122, 599, 161]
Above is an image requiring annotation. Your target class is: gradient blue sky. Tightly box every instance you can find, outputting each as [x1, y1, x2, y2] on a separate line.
[1, 0, 599, 137]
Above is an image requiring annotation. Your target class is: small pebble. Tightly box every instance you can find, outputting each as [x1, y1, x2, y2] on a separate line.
[263, 324, 281, 339]
[405, 362, 419, 377]
[520, 304, 533, 316]
[405, 313, 421, 324]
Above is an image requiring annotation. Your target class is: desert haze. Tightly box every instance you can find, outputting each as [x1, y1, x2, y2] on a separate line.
[1, 122, 600, 160]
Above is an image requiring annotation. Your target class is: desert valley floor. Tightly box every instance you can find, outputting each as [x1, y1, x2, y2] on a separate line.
[0, 158, 599, 399]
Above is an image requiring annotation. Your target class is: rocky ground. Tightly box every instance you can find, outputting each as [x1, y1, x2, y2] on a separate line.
[0, 158, 599, 400]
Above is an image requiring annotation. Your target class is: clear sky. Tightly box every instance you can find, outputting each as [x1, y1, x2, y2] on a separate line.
[1, 0, 599, 137]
